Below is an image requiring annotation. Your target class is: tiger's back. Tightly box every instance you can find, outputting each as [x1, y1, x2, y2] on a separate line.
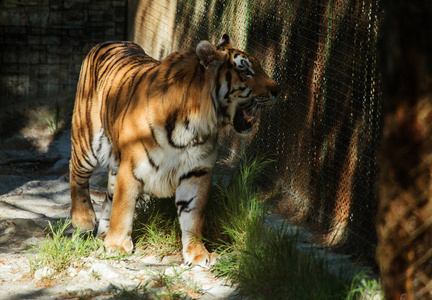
[71, 42, 158, 174]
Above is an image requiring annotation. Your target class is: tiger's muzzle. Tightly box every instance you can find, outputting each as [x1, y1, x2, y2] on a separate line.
[233, 89, 280, 134]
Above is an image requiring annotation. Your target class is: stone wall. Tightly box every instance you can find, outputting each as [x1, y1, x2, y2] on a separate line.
[0, 0, 125, 136]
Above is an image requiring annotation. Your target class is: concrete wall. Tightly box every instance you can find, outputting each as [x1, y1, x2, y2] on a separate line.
[0, 0, 126, 135]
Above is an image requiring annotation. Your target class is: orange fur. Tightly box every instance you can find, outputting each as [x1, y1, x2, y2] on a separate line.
[70, 36, 280, 266]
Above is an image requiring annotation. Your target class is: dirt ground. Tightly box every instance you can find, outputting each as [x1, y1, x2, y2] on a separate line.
[0, 127, 235, 299]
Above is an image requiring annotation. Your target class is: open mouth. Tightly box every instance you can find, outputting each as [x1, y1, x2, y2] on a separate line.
[233, 100, 260, 133]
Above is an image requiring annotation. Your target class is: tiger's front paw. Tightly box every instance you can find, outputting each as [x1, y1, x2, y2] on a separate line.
[104, 233, 133, 254]
[183, 244, 219, 268]
[71, 210, 96, 232]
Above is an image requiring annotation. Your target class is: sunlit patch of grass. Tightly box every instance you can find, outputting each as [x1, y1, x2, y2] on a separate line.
[150, 267, 203, 299]
[27, 219, 102, 275]
[26, 219, 128, 277]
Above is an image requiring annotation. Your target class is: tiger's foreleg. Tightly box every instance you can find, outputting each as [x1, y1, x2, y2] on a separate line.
[70, 145, 97, 231]
[103, 161, 142, 253]
[176, 171, 218, 267]
[96, 169, 117, 239]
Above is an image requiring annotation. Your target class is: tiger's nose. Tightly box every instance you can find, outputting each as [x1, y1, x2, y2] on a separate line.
[270, 83, 281, 98]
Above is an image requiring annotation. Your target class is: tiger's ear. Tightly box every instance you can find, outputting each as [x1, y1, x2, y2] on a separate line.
[196, 40, 225, 71]
[218, 34, 233, 48]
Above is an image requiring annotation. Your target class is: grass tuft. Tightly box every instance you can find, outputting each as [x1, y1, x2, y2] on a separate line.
[345, 270, 383, 300]
[133, 196, 182, 258]
[40, 105, 59, 134]
[27, 219, 102, 275]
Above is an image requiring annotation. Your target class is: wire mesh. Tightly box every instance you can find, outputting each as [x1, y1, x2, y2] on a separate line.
[128, 0, 382, 262]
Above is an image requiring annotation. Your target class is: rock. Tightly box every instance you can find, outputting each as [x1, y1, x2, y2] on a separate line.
[141, 255, 161, 265]
[49, 158, 69, 173]
[90, 263, 125, 280]
[66, 267, 78, 278]
[76, 269, 91, 281]
[23, 237, 41, 247]
[0, 221, 16, 243]
[34, 266, 54, 281]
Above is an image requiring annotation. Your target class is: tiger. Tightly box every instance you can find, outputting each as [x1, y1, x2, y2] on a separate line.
[70, 34, 280, 267]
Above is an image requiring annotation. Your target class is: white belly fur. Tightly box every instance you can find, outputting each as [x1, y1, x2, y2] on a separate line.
[134, 145, 216, 198]
[92, 128, 217, 199]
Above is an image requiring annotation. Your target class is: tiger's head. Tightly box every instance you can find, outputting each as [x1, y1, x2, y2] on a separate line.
[196, 34, 281, 134]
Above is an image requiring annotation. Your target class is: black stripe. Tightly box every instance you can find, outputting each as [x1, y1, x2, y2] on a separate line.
[161, 81, 170, 94]
[215, 70, 222, 100]
[234, 68, 247, 82]
[176, 197, 195, 216]
[238, 88, 253, 99]
[146, 68, 160, 99]
[92, 42, 119, 74]
[82, 152, 96, 168]
[149, 123, 161, 148]
[131, 163, 144, 185]
[75, 179, 90, 188]
[96, 142, 102, 156]
[224, 71, 232, 99]
[141, 141, 159, 171]
[179, 168, 208, 183]
[130, 64, 158, 100]
[164, 61, 176, 82]
[112, 61, 137, 117]
[173, 69, 184, 81]
[106, 192, 113, 202]
[120, 61, 143, 126]
[149, 68, 159, 85]
[99, 54, 124, 84]
[70, 151, 86, 172]
[165, 110, 187, 149]
[72, 172, 92, 181]
[73, 163, 92, 177]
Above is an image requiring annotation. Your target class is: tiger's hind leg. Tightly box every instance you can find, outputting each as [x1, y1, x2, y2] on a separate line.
[176, 170, 218, 267]
[70, 142, 98, 231]
[103, 161, 143, 253]
[96, 169, 117, 239]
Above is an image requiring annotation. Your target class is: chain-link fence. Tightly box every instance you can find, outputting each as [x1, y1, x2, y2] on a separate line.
[128, 0, 382, 263]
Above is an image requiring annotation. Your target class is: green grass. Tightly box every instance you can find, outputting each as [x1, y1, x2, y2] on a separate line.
[149, 267, 204, 299]
[26, 155, 382, 299]
[106, 267, 202, 300]
[27, 220, 103, 275]
[133, 155, 383, 299]
[27, 219, 128, 276]
[207, 156, 347, 299]
[133, 196, 182, 258]
[346, 270, 382, 300]
[40, 107, 59, 134]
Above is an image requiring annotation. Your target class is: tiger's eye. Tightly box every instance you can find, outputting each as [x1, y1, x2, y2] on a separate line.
[243, 69, 254, 78]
